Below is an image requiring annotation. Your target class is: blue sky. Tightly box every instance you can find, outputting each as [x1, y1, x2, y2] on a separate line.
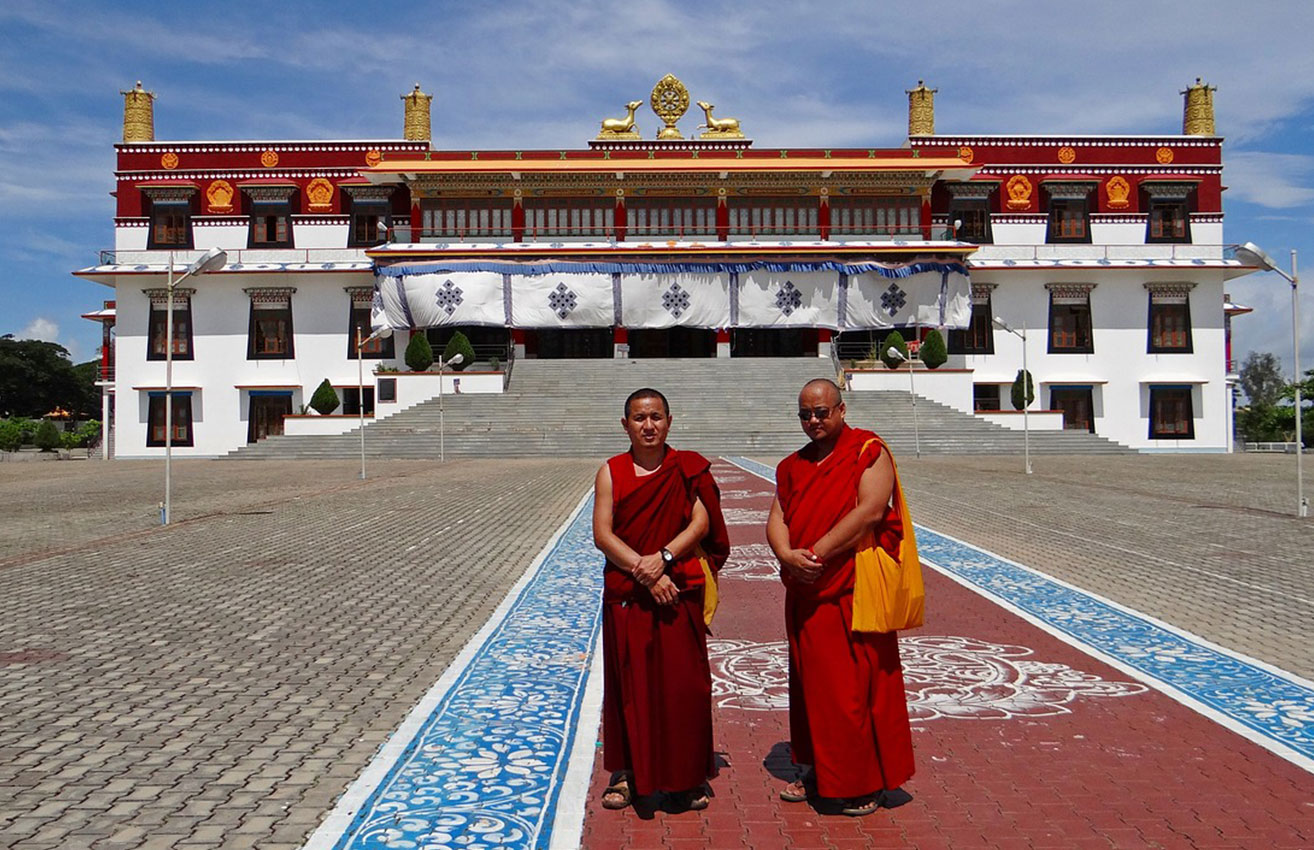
[3, 0, 1313, 378]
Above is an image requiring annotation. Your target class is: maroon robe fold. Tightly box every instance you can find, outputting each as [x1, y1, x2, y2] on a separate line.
[776, 424, 916, 799]
[601, 447, 728, 796]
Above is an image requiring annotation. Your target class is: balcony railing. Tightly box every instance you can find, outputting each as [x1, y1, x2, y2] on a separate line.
[969, 243, 1232, 262]
[382, 223, 959, 243]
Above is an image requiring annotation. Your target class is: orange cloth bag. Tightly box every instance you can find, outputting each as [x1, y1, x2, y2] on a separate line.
[851, 439, 925, 633]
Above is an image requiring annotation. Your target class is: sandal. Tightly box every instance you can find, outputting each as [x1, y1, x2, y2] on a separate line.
[601, 775, 632, 810]
[779, 779, 809, 803]
[672, 786, 710, 811]
[840, 794, 881, 817]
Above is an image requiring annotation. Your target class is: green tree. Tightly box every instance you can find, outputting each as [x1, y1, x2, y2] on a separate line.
[34, 419, 60, 452]
[405, 332, 434, 372]
[0, 420, 21, 452]
[309, 379, 341, 415]
[920, 329, 948, 369]
[1239, 351, 1285, 406]
[0, 336, 87, 418]
[1011, 369, 1035, 411]
[879, 331, 908, 369]
[443, 331, 476, 371]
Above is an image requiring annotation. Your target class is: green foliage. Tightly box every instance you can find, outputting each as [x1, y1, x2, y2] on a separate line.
[0, 336, 98, 419]
[879, 331, 908, 369]
[0, 420, 21, 452]
[405, 332, 434, 372]
[8, 417, 36, 443]
[1239, 351, 1286, 407]
[443, 331, 476, 372]
[309, 379, 341, 415]
[920, 329, 948, 369]
[34, 419, 60, 452]
[1011, 369, 1035, 411]
[488, 356, 501, 372]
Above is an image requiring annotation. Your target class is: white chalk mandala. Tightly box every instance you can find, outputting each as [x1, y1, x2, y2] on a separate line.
[722, 507, 769, 526]
[720, 543, 781, 582]
[708, 635, 1148, 718]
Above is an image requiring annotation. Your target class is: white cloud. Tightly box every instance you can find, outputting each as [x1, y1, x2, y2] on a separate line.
[20, 317, 59, 342]
[1223, 152, 1314, 209]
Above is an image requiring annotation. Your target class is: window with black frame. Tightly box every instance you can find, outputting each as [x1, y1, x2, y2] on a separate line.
[1044, 182, 1096, 244]
[1149, 386, 1194, 439]
[1047, 284, 1095, 353]
[949, 286, 995, 355]
[146, 289, 194, 361]
[945, 182, 996, 244]
[246, 289, 296, 359]
[347, 295, 394, 360]
[1143, 182, 1195, 244]
[1146, 284, 1194, 353]
[147, 394, 193, 447]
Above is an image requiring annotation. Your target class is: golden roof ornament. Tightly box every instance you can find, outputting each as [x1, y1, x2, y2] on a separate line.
[121, 81, 155, 143]
[650, 74, 690, 140]
[402, 83, 433, 142]
[696, 101, 744, 139]
[1182, 77, 1216, 136]
[907, 79, 936, 137]
[596, 100, 643, 140]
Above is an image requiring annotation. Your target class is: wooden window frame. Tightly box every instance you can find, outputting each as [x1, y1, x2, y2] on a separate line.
[247, 200, 294, 248]
[728, 197, 819, 237]
[1147, 298, 1193, 353]
[247, 301, 295, 359]
[1147, 199, 1191, 243]
[626, 197, 716, 239]
[1047, 198, 1091, 243]
[828, 197, 921, 238]
[147, 200, 193, 250]
[1048, 292, 1095, 354]
[522, 197, 615, 239]
[949, 299, 995, 355]
[949, 199, 993, 244]
[146, 394, 193, 447]
[1149, 385, 1195, 439]
[348, 200, 391, 247]
[421, 198, 513, 239]
[347, 303, 394, 360]
[147, 300, 193, 361]
[973, 384, 1002, 412]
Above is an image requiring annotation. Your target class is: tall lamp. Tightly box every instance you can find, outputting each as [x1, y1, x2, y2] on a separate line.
[438, 352, 464, 462]
[163, 247, 226, 525]
[1234, 242, 1305, 517]
[886, 347, 921, 458]
[993, 316, 1032, 475]
[357, 324, 392, 480]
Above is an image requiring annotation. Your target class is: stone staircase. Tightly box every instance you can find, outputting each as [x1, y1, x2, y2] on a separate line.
[227, 359, 1132, 460]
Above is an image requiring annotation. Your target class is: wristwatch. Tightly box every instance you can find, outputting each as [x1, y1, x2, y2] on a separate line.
[659, 547, 675, 567]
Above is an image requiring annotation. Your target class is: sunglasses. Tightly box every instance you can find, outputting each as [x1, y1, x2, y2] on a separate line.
[797, 407, 832, 422]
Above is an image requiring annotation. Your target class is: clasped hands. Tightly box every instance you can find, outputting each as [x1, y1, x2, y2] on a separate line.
[779, 548, 823, 584]
[632, 552, 680, 605]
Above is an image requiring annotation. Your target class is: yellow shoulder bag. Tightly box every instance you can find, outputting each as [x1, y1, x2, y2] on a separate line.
[851, 438, 925, 633]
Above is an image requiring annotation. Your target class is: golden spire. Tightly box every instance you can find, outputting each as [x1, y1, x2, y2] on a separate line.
[402, 83, 433, 142]
[1182, 77, 1216, 136]
[120, 81, 155, 143]
[907, 80, 936, 137]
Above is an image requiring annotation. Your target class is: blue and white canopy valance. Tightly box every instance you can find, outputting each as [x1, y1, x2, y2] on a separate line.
[371, 259, 970, 333]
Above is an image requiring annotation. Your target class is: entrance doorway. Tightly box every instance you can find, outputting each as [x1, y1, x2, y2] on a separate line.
[1050, 386, 1095, 432]
[425, 326, 511, 364]
[248, 394, 292, 443]
[731, 328, 816, 357]
[531, 328, 613, 358]
[628, 328, 717, 358]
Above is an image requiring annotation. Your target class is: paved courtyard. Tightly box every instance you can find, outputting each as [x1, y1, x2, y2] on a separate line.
[0, 452, 1310, 848]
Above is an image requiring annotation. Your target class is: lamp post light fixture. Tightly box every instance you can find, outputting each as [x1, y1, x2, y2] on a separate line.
[993, 316, 1032, 475]
[163, 247, 226, 525]
[357, 324, 391, 480]
[886, 346, 921, 458]
[438, 352, 464, 462]
[1234, 242, 1305, 517]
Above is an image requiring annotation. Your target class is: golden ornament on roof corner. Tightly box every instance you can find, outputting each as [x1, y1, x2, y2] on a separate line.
[696, 101, 744, 139]
[596, 100, 643, 140]
[906, 80, 936, 137]
[650, 74, 689, 140]
[121, 81, 155, 143]
[1182, 78, 1216, 136]
[403, 84, 433, 142]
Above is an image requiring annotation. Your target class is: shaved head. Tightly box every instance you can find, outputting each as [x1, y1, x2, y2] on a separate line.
[800, 378, 843, 406]
[624, 387, 670, 418]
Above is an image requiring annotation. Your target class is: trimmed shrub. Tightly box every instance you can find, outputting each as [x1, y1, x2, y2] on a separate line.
[309, 379, 341, 415]
[0, 420, 21, 452]
[920, 329, 948, 369]
[404, 332, 434, 372]
[488, 356, 501, 372]
[1011, 369, 1035, 411]
[879, 331, 908, 369]
[443, 331, 476, 371]
[34, 419, 60, 452]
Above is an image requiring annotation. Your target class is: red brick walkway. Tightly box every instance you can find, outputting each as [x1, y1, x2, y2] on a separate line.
[581, 460, 1312, 849]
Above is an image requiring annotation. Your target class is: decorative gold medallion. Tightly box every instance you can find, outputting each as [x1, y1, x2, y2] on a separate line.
[1156, 146, 1174, 164]
[695, 101, 744, 139]
[650, 74, 689, 140]
[365, 148, 382, 167]
[1005, 175, 1033, 210]
[596, 100, 643, 140]
[1058, 146, 1076, 164]
[306, 177, 334, 212]
[160, 151, 179, 170]
[1106, 176, 1131, 209]
[260, 149, 280, 168]
[958, 146, 973, 162]
[206, 180, 234, 214]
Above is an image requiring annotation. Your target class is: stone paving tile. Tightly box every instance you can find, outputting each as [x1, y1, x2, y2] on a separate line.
[0, 458, 597, 850]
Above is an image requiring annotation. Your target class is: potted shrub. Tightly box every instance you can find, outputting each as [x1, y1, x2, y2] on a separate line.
[1011, 369, 1035, 410]
[879, 331, 908, 369]
[309, 379, 341, 415]
[443, 331, 476, 371]
[920, 329, 948, 369]
[405, 332, 434, 372]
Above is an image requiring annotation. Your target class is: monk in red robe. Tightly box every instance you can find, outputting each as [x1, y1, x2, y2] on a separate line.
[766, 378, 915, 816]
[592, 387, 730, 811]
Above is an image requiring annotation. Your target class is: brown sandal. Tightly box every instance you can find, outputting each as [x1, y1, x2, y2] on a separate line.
[840, 794, 881, 817]
[601, 776, 632, 810]
[779, 779, 809, 803]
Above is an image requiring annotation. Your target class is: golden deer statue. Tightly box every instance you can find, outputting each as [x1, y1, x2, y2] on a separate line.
[696, 101, 744, 138]
[597, 101, 643, 138]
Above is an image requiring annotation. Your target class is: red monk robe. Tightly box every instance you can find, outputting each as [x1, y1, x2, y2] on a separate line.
[775, 423, 915, 799]
[601, 448, 730, 797]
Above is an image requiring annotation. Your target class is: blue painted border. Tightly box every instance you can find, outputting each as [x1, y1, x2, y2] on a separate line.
[723, 456, 1314, 770]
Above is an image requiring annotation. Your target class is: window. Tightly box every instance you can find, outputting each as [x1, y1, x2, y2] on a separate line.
[1047, 285, 1095, 353]
[246, 289, 296, 359]
[949, 288, 995, 354]
[249, 201, 293, 247]
[728, 197, 818, 237]
[626, 197, 716, 238]
[1142, 182, 1195, 244]
[973, 384, 1002, 411]
[829, 197, 921, 237]
[1050, 387, 1095, 433]
[147, 393, 193, 447]
[523, 198, 615, 239]
[349, 201, 390, 247]
[347, 296, 394, 360]
[945, 183, 996, 244]
[1047, 199, 1089, 242]
[341, 386, 375, 416]
[1149, 386, 1194, 439]
[378, 378, 397, 403]
[1147, 285, 1193, 353]
[422, 199, 513, 239]
[149, 202, 192, 249]
[146, 291, 194, 361]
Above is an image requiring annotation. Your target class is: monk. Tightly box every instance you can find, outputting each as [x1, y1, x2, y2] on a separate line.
[592, 387, 730, 811]
[766, 378, 915, 816]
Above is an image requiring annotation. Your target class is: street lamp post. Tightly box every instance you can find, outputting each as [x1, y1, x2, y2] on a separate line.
[437, 352, 464, 461]
[1235, 242, 1305, 517]
[163, 247, 226, 525]
[994, 316, 1032, 475]
[886, 347, 921, 458]
[356, 326, 390, 480]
